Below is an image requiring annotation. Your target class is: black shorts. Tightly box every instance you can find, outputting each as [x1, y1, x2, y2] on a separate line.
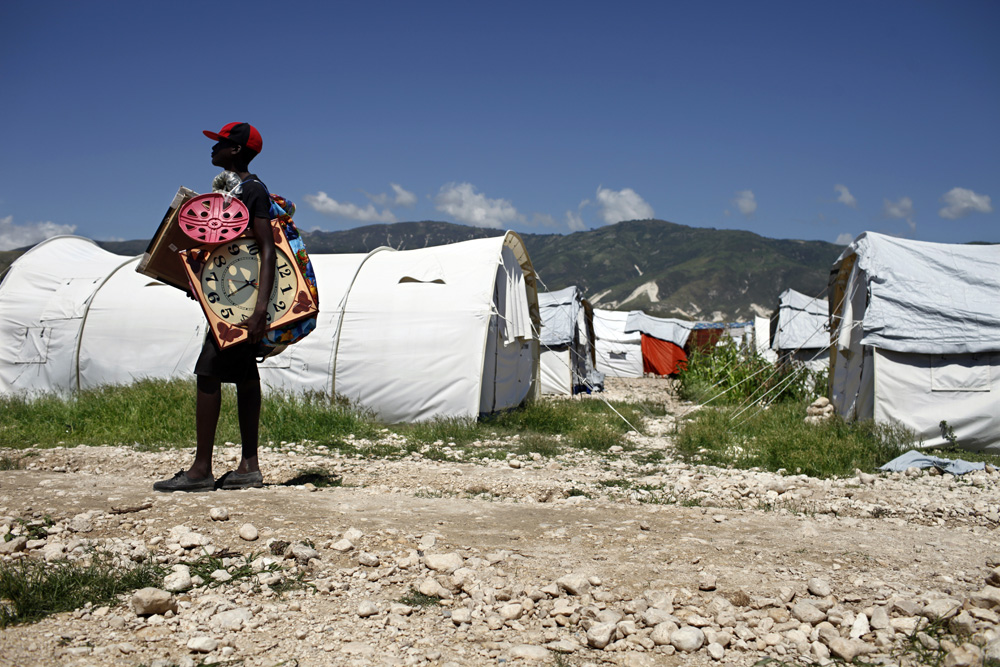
[194, 335, 261, 384]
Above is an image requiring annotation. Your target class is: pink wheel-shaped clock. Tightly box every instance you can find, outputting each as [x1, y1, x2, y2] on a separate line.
[178, 193, 250, 244]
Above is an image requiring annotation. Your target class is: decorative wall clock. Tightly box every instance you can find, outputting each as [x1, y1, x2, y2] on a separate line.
[179, 223, 319, 349]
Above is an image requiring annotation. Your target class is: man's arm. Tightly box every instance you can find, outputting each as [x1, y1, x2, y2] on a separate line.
[243, 215, 276, 343]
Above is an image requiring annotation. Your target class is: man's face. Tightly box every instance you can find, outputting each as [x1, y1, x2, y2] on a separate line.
[211, 139, 240, 168]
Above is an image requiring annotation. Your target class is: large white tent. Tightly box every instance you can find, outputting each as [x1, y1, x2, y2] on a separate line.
[537, 286, 602, 395]
[829, 232, 1000, 452]
[0, 232, 540, 423]
[592, 308, 643, 378]
[771, 288, 830, 371]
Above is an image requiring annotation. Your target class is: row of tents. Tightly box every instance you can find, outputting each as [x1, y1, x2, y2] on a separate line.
[1, 230, 997, 451]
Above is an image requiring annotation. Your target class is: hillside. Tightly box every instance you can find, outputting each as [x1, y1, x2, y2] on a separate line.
[1, 220, 844, 321]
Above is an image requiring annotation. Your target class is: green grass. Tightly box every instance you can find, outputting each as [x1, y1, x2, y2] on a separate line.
[0, 380, 654, 457]
[0, 379, 382, 450]
[0, 554, 164, 626]
[676, 402, 914, 478]
[398, 587, 439, 608]
[678, 341, 824, 406]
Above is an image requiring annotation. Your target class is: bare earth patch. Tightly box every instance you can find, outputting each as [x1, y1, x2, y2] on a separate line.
[1, 377, 998, 666]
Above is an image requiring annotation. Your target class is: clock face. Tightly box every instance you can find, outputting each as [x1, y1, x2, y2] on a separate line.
[199, 239, 299, 326]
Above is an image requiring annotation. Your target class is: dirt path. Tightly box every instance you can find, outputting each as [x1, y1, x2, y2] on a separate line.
[1, 378, 998, 666]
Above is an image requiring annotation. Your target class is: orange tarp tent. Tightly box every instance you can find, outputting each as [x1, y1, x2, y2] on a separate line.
[640, 334, 688, 376]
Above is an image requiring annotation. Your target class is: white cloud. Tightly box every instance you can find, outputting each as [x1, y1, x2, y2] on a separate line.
[390, 183, 417, 207]
[733, 190, 757, 217]
[531, 213, 558, 228]
[938, 187, 993, 219]
[834, 184, 857, 208]
[303, 192, 397, 223]
[835, 232, 855, 245]
[566, 210, 586, 232]
[361, 183, 417, 208]
[433, 182, 520, 229]
[0, 215, 77, 250]
[883, 196, 915, 230]
[595, 187, 654, 224]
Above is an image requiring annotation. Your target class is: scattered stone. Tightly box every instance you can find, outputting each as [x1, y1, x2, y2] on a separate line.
[238, 524, 258, 541]
[211, 608, 251, 631]
[507, 645, 549, 661]
[187, 637, 218, 653]
[208, 507, 229, 521]
[330, 539, 353, 552]
[808, 577, 832, 597]
[357, 601, 379, 618]
[425, 552, 463, 572]
[556, 573, 591, 596]
[163, 566, 192, 592]
[827, 637, 872, 663]
[586, 622, 616, 649]
[671, 626, 705, 653]
[707, 642, 725, 660]
[358, 551, 380, 567]
[132, 589, 176, 616]
[792, 601, 826, 624]
[943, 643, 983, 667]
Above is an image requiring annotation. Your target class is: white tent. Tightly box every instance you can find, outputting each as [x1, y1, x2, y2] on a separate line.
[771, 288, 830, 371]
[592, 308, 643, 378]
[0, 232, 541, 423]
[829, 232, 1000, 452]
[537, 286, 602, 395]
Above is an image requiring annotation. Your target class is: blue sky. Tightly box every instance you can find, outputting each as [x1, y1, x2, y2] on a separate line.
[1, 1, 997, 251]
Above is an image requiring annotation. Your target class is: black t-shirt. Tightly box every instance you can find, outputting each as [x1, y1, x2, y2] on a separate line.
[238, 176, 271, 221]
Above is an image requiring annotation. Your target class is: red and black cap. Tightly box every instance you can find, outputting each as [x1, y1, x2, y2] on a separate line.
[203, 122, 263, 153]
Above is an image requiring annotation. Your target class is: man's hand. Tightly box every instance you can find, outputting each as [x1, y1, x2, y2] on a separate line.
[242, 311, 268, 344]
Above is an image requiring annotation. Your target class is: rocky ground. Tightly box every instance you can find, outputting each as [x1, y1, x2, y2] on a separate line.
[1, 377, 999, 667]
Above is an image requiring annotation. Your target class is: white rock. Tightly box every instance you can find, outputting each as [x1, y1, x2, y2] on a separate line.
[507, 645, 549, 661]
[187, 637, 218, 653]
[132, 588, 176, 616]
[358, 551, 380, 567]
[792, 601, 827, 624]
[808, 577, 833, 597]
[163, 569, 192, 592]
[944, 643, 984, 667]
[42, 541, 66, 561]
[211, 607, 251, 631]
[238, 524, 258, 541]
[707, 642, 725, 660]
[923, 598, 962, 620]
[417, 577, 447, 598]
[178, 532, 209, 549]
[210, 569, 231, 582]
[870, 606, 890, 630]
[357, 601, 379, 618]
[499, 603, 523, 621]
[424, 552, 463, 572]
[343, 527, 364, 542]
[651, 621, 679, 645]
[330, 539, 353, 552]
[827, 637, 871, 662]
[850, 611, 870, 639]
[290, 543, 319, 561]
[586, 622, 616, 649]
[671, 626, 705, 652]
[208, 507, 229, 521]
[557, 573, 592, 596]
[699, 572, 717, 591]
[450, 607, 472, 624]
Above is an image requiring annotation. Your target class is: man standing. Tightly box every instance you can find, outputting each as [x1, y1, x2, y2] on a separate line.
[154, 122, 274, 492]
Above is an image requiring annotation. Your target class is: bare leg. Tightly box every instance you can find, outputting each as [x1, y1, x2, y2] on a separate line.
[189, 375, 222, 479]
[235, 377, 261, 474]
